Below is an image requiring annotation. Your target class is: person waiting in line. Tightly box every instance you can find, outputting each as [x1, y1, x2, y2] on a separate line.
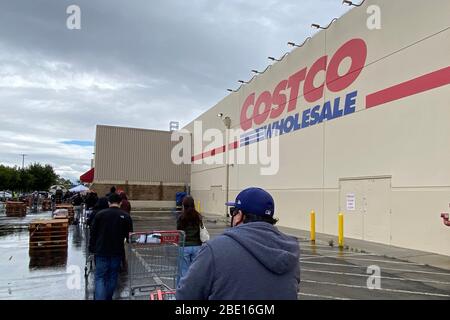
[106, 186, 117, 198]
[86, 197, 109, 227]
[54, 188, 63, 205]
[176, 187, 300, 300]
[85, 190, 98, 210]
[119, 191, 131, 214]
[63, 191, 72, 203]
[89, 193, 133, 300]
[118, 191, 132, 272]
[176, 195, 204, 286]
[85, 190, 98, 221]
[31, 191, 38, 212]
[72, 192, 83, 224]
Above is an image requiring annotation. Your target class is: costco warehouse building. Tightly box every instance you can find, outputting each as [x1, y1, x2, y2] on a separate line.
[184, 0, 450, 256]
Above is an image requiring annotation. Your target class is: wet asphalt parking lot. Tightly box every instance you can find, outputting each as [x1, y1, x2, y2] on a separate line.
[1, 207, 449, 300]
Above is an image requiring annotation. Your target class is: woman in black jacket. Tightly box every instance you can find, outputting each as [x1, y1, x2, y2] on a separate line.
[176, 196, 203, 284]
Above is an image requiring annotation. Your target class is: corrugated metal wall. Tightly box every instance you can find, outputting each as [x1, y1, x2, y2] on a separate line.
[94, 125, 190, 184]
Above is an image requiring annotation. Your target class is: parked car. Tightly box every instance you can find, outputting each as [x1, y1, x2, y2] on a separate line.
[0, 191, 13, 201]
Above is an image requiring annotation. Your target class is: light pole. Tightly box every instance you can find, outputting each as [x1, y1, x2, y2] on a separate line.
[21, 154, 27, 170]
[218, 113, 231, 217]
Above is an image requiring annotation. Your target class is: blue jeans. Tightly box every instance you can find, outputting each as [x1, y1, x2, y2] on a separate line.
[94, 255, 122, 300]
[177, 245, 201, 287]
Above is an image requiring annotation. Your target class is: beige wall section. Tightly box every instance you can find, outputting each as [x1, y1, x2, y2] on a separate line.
[187, 0, 450, 256]
[391, 189, 450, 253]
[94, 125, 190, 185]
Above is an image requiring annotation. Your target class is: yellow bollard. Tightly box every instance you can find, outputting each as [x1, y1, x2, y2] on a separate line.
[310, 210, 316, 243]
[338, 212, 344, 248]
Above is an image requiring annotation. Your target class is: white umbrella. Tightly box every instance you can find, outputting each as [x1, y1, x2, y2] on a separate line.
[69, 185, 89, 193]
[49, 185, 67, 194]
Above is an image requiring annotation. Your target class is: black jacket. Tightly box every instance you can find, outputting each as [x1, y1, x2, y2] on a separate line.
[89, 207, 133, 256]
[176, 216, 202, 247]
[72, 195, 83, 206]
[85, 193, 98, 209]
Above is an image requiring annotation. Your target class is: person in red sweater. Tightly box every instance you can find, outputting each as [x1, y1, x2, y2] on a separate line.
[119, 192, 131, 214]
[118, 191, 131, 273]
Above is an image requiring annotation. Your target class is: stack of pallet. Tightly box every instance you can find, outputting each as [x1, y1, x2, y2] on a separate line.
[5, 201, 27, 217]
[41, 199, 52, 211]
[54, 204, 74, 224]
[29, 219, 69, 253]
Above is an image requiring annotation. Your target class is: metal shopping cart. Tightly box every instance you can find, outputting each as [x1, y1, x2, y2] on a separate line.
[150, 289, 176, 300]
[127, 230, 185, 299]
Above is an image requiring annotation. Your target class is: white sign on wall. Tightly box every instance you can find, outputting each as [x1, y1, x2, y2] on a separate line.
[346, 193, 356, 211]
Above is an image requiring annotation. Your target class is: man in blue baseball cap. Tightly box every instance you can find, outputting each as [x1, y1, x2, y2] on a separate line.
[176, 187, 300, 300]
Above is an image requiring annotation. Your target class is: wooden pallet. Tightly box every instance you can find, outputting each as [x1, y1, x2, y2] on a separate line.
[41, 200, 52, 211]
[24, 198, 32, 207]
[29, 219, 69, 252]
[29, 250, 67, 267]
[5, 201, 27, 217]
[54, 204, 75, 224]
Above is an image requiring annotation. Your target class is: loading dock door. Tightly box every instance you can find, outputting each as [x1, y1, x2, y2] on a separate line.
[339, 177, 391, 244]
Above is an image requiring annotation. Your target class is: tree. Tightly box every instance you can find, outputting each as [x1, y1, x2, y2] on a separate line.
[27, 163, 58, 191]
[19, 169, 34, 192]
[0, 163, 59, 192]
[55, 175, 73, 189]
[0, 165, 20, 191]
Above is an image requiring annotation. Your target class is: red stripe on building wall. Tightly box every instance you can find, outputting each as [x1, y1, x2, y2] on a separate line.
[192, 154, 203, 162]
[191, 145, 227, 162]
[215, 145, 226, 154]
[366, 66, 450, 109]
[203, 150, 212, 158]
[229, 140, 239, 150]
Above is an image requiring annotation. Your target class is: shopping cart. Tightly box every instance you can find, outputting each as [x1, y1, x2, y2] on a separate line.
[127, 230, 185, 300]
[150, 289, 176, 300]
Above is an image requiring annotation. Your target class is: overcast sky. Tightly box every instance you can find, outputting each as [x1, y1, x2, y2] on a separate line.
[0, 0, 349, 182]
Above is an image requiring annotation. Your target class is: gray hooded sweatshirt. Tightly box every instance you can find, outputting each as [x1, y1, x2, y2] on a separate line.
[176, 221, 300, 300]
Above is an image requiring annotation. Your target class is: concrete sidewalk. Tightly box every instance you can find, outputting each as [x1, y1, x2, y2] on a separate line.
[202, 213, 450, 271]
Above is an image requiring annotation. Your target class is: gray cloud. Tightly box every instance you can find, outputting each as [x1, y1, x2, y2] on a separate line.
[0, 0, 348, 181]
